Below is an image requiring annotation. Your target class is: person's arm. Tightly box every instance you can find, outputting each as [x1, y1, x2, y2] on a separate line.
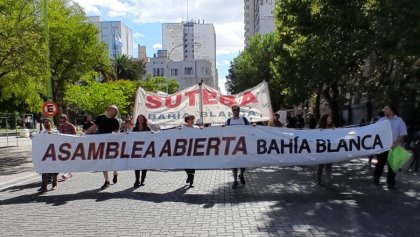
[393, 121, 408, 148]
[71, 124, 77, 135]
[85, 124, 98, 134]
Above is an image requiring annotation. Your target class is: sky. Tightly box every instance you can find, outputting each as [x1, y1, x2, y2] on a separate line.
[73, 0, 245, 93]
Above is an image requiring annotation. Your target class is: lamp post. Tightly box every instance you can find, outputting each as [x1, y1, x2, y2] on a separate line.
[166, 42, 201, 88]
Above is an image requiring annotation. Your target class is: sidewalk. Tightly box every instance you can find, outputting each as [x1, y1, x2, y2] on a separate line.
[0, 140, 419, 236]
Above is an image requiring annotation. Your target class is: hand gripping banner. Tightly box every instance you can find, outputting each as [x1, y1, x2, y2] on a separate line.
[134, 81, 272, 125]
[32, 121, 392, 173]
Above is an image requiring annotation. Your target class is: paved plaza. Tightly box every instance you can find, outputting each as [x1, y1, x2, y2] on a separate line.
[0, 138, 419, 237]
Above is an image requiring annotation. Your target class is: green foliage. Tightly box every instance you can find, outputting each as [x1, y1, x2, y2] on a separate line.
[0, 0, 47, 112]
[65, 75, 180, 116]
[142, 74, 180, 94]
[226, 33, 285, 110]
[48, 0, 110, 110]
[112, 54, 146, 81]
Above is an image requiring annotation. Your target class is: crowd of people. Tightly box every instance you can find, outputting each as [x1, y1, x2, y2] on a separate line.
[36, 103, 418, 193]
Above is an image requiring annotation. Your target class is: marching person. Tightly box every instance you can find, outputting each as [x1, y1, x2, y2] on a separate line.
[82, 114, 94, 133]
[268, 113, 282, 127]
[184, 115, 198, 188]
[38, 118, 59, 192]
[85, 105, 120, 190]
[316, 114, 335, 185]
[373, 104, 407, 189]
[225, 105, 251, 189]
[132, 114, 151, 187]
[120, 114, 134, 133]
[57, 114, 76, 180]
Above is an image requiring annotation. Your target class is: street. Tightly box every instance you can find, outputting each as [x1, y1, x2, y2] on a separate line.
[0, 139, 419, 237]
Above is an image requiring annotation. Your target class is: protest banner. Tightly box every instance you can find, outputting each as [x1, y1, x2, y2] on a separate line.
[32, 121, 392, 173]
[134, 81, 272, 125]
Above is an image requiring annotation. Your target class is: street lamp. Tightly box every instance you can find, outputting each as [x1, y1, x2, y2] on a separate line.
[166, 42, 202, 89]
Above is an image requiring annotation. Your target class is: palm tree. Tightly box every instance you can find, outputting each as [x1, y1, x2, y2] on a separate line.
[112, 55, 146, 80]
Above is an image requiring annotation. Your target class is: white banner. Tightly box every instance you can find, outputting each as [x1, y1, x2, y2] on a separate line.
[32, 121, 392, 173]
[134, 81, 272, 125]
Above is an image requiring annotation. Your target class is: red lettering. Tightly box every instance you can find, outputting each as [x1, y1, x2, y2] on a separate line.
[193, 138, 206, 156]
[174, 139, 187, 156]
[159, 140, 172, 157]
[88, 142, 104, 160]
[131, 141, 145, 158]
[120, 142, 130, 158]
[185, 89, 199, 106]
[144, 141, 156, 158]
[203, 90, 218, 105]
[105, 142, 119, 159]
[165, 94, 182, 108]
[145, 95, 162, 109]
[232, 136, 247, 155]
[42, 144, 56, 161]
[206, 138, 221, 156]
[220, 95, 235, 106]
[58, 143, 71, 161]
[240, 91, 258, 106]
[71, 143, 86, 160]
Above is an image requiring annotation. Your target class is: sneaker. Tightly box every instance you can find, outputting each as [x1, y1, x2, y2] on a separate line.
[112, 174, 118, 184]
[38, 186, 48, 193]
[101, 181, 110, 190]
[232, 181, 239, 189]
[239, 174, 246, 185]
[133, 180, 140, 188]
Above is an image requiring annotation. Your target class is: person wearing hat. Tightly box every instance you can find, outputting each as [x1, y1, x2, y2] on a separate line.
[85, 105, 120, 189]
[38, 118, 59, 192]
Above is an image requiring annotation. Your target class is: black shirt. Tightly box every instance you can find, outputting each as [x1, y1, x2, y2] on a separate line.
[94, 115, 119, 134]
[82, 121, 95, 132]
[132, 126, 151, 132]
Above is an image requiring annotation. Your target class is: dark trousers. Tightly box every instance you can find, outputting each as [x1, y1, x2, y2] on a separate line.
[134, 170, 147, 183]
[410, 146, 419, 172]
[41, 173, 58, 188]
[232, 168, 246, 180]
[185, 169, 195, 183]
[374, 151, 396, 185]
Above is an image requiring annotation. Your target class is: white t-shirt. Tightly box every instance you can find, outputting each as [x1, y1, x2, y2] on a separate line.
[40, 129, 59, 134]
[227, 117, 247, 126]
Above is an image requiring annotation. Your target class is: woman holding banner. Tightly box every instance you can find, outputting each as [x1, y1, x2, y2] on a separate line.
[132, 115, 151, 187]
[184, 115, 198, 188]
[316, 114, 335, 185]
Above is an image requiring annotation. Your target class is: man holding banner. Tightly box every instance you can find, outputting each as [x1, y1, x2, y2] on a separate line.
[226, 105, 251, 189]
[373, 104, 407, 189]
[85, 105, 120, 190]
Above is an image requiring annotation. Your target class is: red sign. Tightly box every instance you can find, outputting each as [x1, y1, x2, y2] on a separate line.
[42, 102, 59, 117]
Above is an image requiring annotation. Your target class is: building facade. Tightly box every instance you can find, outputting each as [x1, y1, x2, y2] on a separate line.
[161, 21, 218, 89]
[146, 50, 213, 90]
[88, 16, 133, 59]
[244, 0, 276, 45]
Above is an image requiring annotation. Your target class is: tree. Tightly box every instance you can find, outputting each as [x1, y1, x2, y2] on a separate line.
[64, 74, 180, 116]
[47, 0, 110, 113]
[142, 74, 180, 94]
[226, 33, 285, 110]
[112, 54, 146, 81]
[0, 0, 48, 112]
[273, 0, 373, 123]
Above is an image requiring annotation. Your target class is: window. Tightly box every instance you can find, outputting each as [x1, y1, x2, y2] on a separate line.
[161, 68, 165, 76]
[153, 68, 157, 76]
[171, 69, 178, 76]
[184, 67, 193, 75]
[185, 50, 188, 53]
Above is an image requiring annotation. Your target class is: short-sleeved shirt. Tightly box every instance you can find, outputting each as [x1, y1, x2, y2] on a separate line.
[57, 122, 77, 135]
[226, 117, 250, 126]
[378, 115, 407, 143]
[82, 121, 94, 132]
[94, 115, 119, 134]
